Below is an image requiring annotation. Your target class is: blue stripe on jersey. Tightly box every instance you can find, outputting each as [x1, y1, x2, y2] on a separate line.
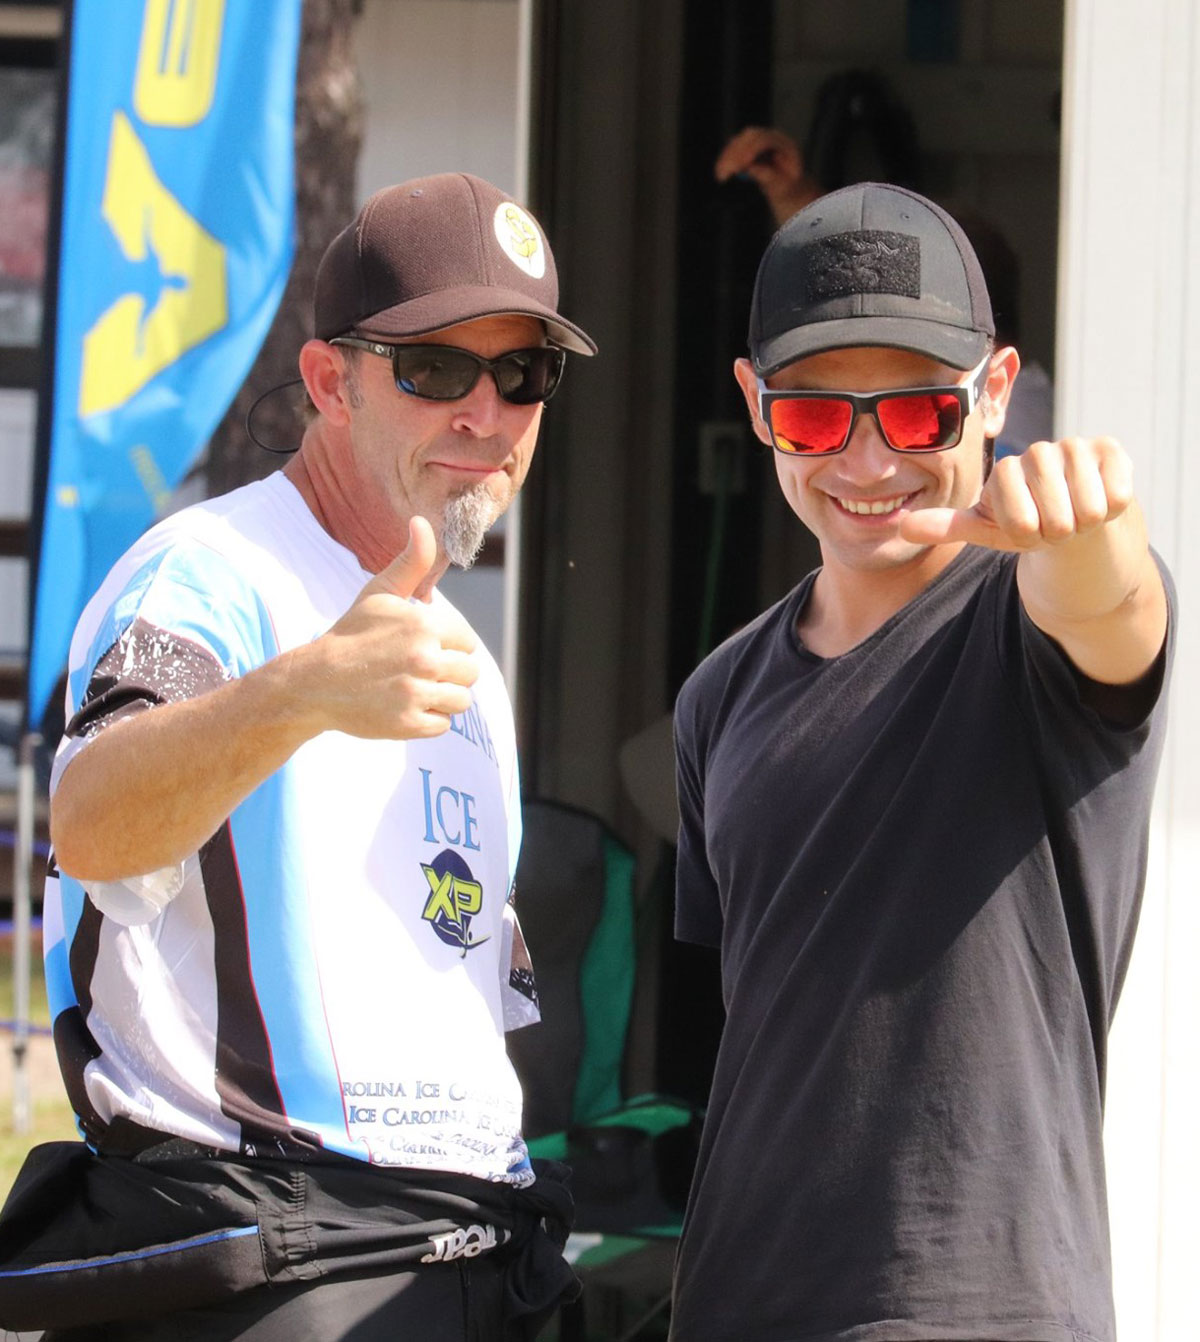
[44, 937, 74, 1020]
[70, 543, 275, 711]
[44, 879, 86, 1021]
[139, 547, 274, 673]
[226, 772, 352, 1152]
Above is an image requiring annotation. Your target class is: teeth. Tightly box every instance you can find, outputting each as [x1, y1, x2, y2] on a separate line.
[838, 496, 907, 516]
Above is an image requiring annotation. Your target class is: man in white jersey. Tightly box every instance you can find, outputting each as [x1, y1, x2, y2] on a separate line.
[0, 173, 594, 1341]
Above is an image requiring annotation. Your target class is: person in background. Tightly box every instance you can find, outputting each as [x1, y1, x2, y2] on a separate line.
[715, 68, 923, 222]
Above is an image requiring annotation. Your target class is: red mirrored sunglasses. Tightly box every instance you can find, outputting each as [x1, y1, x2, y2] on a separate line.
[757, 355, 991, 456]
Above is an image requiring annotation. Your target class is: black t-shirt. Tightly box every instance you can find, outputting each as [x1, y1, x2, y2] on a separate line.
[672, 546, 1173, 1342]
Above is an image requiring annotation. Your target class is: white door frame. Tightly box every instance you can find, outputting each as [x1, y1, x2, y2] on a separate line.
[1057, 1, 1200, 1336]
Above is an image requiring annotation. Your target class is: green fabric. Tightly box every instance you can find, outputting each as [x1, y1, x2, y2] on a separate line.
[568, 1233, 647, 1268]
[514, 813, 700, 1259]
[524, 1095, 695, 1162]
[583, 1095, 694, 1137]
[524, 1131, 569, 1161]
[571, 833, 637, 1123]
[567, 1228, 683, 1270]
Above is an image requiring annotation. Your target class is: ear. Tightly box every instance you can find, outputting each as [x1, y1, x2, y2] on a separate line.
[733, 357, 774, 448]
[980, 344, 1021, 439]
[298, 340, 354, 426]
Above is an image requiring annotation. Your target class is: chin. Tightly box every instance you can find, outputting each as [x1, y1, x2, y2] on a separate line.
[832, 535, 936, 572]
[441, 486, 505, 568]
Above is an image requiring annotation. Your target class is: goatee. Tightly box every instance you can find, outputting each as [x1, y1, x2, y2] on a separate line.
[442, 485, 502, 569]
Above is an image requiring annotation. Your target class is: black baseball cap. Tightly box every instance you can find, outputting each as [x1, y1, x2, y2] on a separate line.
[314, 172, 596, 355]
[748, 182, 994, 375]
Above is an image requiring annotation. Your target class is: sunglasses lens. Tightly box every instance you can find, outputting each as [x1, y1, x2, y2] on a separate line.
[390, 346, 564, 404]
[493, 348, 565, 405]
[391, 348, 480, 400]
[877, 393, 963, 450]
[768, 397, 853, 454]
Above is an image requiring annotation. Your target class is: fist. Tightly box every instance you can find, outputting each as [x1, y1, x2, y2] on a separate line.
[900, 437, 1135, 552]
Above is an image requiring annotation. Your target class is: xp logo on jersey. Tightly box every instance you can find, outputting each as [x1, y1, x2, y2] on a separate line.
[421, 849, 490, 956]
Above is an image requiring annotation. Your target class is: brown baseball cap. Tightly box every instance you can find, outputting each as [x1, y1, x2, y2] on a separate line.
[314, 172, 596, 355]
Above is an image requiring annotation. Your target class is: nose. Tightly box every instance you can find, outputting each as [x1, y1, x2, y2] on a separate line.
[448, 368, 505, 437]
[835, 410, 899, 480]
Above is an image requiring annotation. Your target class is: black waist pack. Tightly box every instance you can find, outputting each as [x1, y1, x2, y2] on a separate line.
[0, 1140, 579, 1334]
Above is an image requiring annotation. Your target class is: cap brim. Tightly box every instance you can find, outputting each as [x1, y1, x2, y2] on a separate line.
[754, 315, 989, 376]
[352, 284, 596, 356]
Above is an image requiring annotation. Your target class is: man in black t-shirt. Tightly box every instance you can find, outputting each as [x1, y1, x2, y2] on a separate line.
[671, 182, 1172, 1342]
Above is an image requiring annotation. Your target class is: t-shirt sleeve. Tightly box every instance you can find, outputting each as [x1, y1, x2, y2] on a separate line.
[1009, 550, 1175, 748]
[998, 551, 1175, 1003]
[61, 540, 272, 747]
[50, 541, 271, 924]
[673, 680, 724, 949]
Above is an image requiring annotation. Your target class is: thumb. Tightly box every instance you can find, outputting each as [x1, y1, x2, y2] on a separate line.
[898, 507, 967, 545]
[900, 506, 1022, 552]
[372, 515, 440, 598]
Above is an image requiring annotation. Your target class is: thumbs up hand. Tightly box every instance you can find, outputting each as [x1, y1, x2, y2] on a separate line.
[899, 437, 1134, 553]
[295, 516, 480, 740]
[361, 511, 443, 602]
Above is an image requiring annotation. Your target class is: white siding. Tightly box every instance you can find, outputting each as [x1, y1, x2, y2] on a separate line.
[1058, 1, 1200, 1338]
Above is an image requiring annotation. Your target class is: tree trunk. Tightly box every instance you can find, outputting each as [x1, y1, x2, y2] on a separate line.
[203, 0, 364, 496]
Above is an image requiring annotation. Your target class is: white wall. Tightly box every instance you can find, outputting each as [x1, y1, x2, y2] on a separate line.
[353, 0, 522, 668]
[1057, 1, 1200, 1337]
[354, 0, 521, 199]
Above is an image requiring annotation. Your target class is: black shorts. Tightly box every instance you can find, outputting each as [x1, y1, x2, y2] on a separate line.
[0, 1143, 578, 1340]
[40, 1254, 506, 1341]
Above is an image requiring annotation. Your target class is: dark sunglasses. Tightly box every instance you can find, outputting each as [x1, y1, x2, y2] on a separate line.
[757, 355, 990, 455]
[330, 336, 565, 405]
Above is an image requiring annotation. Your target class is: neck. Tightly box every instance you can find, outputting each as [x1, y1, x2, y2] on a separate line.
[283, 425, 447, 593]
[799, 543, 965, 657]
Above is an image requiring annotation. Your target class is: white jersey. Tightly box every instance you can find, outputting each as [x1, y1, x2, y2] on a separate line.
[44, 473, 539, 1183]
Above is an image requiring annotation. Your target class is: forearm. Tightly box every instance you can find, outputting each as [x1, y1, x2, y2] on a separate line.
[52, 520, 480, 883]
[1017, 501, 1168, 684]
[50, 647, 324, 882]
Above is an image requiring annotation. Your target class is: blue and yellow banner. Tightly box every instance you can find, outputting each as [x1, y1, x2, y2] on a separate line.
[27, 0, 302, 728]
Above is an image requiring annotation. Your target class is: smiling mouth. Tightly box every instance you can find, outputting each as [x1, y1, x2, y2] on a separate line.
[835, 494, 912, 516]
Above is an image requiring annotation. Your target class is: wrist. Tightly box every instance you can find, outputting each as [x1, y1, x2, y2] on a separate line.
[257, 640, 338, 743]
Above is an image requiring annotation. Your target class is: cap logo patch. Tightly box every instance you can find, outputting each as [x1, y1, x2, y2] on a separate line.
[493, 202, 546, 279]
[799, 230, 920, 303]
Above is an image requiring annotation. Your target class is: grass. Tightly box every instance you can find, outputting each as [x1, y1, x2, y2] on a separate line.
[0, 928, 78, 1203]
[0, 934, 50, 1028]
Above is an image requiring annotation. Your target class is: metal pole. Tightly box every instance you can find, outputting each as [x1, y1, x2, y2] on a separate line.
[12, 731, 40, 1135]
[501, 0, 536, 700]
